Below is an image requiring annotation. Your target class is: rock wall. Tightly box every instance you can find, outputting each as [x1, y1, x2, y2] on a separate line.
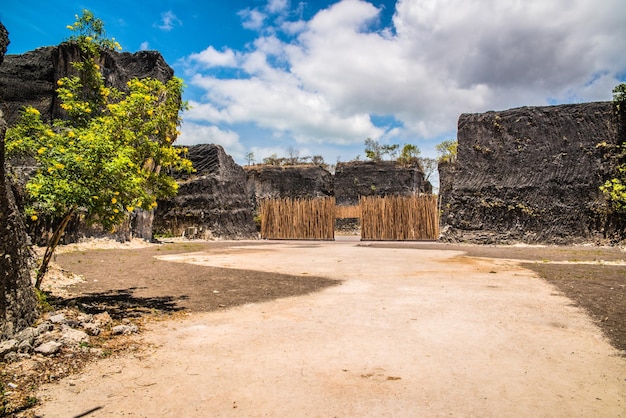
[244, 165, 333, 211]
[0, 22, 39, 339]
[439, 102, 624, 244]
[153, 144, 257, 239]
[0, 43, 174, 126]
[334, 161, 432, 206]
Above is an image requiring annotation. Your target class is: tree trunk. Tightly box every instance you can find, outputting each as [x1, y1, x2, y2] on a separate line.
[34, 208, 75, 289]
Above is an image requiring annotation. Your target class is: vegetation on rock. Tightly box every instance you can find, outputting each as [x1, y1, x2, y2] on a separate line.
[600, 83, 626, 214]
[5, 10, 192, 288]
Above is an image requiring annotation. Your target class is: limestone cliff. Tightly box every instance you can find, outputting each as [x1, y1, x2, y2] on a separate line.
[334, 161, 431, 206]
[0, 43, 173, 126]
[244, 165, 333, 211]
[0, 43, 175, 243]
[153, 144, 257, 239]
[439, 102, 624, 244]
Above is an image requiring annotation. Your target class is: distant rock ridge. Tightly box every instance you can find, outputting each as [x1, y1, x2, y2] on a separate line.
[439, 101, 625, 244]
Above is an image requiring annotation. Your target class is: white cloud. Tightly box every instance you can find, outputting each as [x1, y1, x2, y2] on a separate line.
[266, 0, 288, 14]
[139, 41, 150, 51]
[178, 122, 245, 159]
[157, 11, 182, 31]
[189, 46, 238, 68]
[239, 9, 266, 30]
[182, 0, 626, 164]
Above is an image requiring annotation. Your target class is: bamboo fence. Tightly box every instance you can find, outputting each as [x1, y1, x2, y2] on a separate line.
[335, 205, 360, 219]
[359, 195, 439, 241]
[260, 197, 335, 240]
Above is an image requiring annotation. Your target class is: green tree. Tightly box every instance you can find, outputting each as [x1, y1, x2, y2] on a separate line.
[397, 143, 421, 166]
[5, 10, 192, 288]
[364, 138, 399, 161]
[364, 138, 382, 161]
[600, 83, 626, 214]
[436, 139, 458, 163]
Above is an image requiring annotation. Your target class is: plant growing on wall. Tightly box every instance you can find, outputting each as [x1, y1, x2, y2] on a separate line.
[599, 83, 626, 214]
[5, 10, 192, 288]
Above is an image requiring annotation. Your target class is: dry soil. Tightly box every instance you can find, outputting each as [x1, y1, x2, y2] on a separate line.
[31, 238, 626, 417]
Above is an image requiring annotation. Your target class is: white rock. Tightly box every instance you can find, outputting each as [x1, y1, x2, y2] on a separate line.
[111, 324, 138, 335]
[61, 326, 90, 345]
[35, 341, 62, 355]
[0, 339, 18, 356]
[48, 313, 66, 324]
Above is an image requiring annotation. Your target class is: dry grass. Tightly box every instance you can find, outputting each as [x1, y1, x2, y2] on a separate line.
[335, 205, 360, 219]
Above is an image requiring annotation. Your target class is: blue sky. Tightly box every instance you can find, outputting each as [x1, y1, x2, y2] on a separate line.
[2, 0, 626, 181]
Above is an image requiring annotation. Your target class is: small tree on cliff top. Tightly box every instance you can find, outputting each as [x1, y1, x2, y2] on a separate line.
[5, 10, 192, 288]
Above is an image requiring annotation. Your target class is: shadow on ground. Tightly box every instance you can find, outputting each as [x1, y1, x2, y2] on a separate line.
[50, 288, 187, 319]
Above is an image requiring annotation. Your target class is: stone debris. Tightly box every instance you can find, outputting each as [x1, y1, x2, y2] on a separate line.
[34, 341, 62, 355]
[111, 324, 139, 335]
[0, 309, 139, 362]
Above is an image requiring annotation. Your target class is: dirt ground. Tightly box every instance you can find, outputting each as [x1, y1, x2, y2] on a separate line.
[20, 238, 624, 417]
[51, 239, 626, 354]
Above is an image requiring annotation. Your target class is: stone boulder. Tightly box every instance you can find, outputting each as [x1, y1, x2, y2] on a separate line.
[439, 102, 624, 244]
[334, 161, 432, 206]
[153, 144, 257, 239]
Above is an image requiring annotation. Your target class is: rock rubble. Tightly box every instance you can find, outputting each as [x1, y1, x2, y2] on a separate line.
[1, 308, 138, 363]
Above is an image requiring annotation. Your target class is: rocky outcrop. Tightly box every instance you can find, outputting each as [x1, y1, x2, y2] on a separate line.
[0, 43, 174, 126]
[439, 102, 624, 244]
[0, 22, 39, 339]
[334, 161, 431, 206]
[244, 165, 333, 211]
[153, 144, 257, 239]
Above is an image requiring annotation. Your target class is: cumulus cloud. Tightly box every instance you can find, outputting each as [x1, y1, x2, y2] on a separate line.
[189, 46, 238, 68]
[178, 122, 245, 159]
[182, 0, 626, 161]
[139, 41, 150, 51]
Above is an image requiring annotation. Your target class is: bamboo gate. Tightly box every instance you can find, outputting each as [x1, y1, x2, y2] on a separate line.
[260, 195, 439, 241]
[259, 197, 336, 240]
[359, 195, 439, 240]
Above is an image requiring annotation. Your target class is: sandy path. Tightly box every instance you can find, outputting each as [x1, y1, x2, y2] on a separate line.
[36, 241, 626, 417]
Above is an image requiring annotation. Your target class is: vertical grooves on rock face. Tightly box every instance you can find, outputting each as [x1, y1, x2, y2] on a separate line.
[440, 102, 622, 244]
[153, 144, 257, 239]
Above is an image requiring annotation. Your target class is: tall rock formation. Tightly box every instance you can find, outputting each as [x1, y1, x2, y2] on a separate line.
[334, 161, 431, 206]
[0, 43, 174, 126]
[244, 165, 334, 211]
[0, 23, 38, 339]
[153, 144, 257, 239]
[439, 102, 624, 244]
